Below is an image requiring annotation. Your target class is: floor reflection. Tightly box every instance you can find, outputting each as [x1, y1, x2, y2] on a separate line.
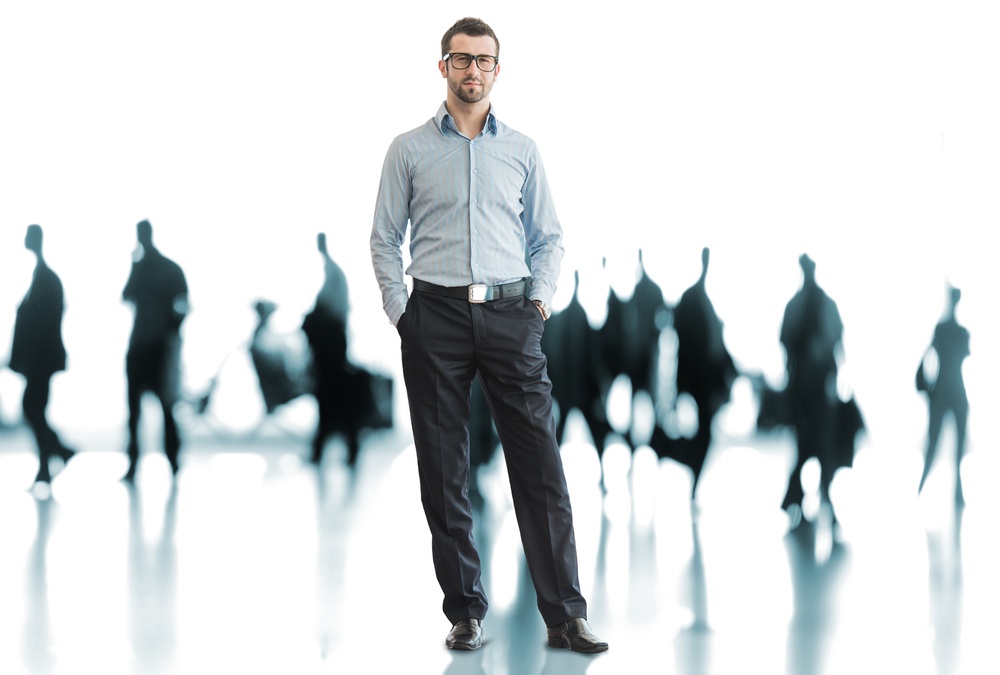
[0, 422, 990, 675]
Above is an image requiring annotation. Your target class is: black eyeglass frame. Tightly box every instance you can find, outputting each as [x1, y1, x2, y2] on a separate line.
[443, 52, 500, 72]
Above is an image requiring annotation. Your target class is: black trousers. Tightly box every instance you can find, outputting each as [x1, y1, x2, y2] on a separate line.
[126, 337, 182, 467]
[398, 289, 587, 626]
[22, 374, 61, 479]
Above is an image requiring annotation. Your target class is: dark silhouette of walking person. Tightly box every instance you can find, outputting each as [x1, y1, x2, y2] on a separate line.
[313, 232, 350, 325]
[301, 232, 360, 467]
[917, 284, 970, 506]
[779, 254, 843, 525]
[541, 270, 613, 453]
[8, 224, 75, 484]
[670, 247, 737, 499]
[626, 249, 669, 405]
[122, 219, 189, 481]
[597, 251, 667, 452]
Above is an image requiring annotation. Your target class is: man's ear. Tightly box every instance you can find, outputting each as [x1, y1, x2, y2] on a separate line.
[439, 59, 448, 78]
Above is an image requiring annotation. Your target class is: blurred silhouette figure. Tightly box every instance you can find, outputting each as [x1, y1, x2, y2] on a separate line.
[122, 219, 189, 481]
[778, 254, 843, 524]
[917, 284, 970, 506]
[627, 250, 669, 405]
[8, 224, 75, 484]
[301, 232, 361, 467]
[669, 247, 737, 499]
[313, 232, 350, 325]
[598, 252, 668, 436]
[598, 260, 629, 390]
[249, 299, 310, 415]
[541, 270, 613, 453]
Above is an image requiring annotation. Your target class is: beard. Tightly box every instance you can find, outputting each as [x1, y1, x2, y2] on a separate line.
[449, 77, 493, 104]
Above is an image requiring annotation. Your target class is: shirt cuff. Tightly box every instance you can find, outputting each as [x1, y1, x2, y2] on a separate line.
[385, 291, 408, 327]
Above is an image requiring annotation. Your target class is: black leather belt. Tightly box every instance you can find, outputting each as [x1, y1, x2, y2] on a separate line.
[413, 278, 528, 303]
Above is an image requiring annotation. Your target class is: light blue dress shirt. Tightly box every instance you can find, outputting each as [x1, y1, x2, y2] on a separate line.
[371, 102, 564, 326]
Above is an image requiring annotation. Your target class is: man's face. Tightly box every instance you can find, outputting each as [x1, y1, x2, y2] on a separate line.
[439, 34, 500, 105]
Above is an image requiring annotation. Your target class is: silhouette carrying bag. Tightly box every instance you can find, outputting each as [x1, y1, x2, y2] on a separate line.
[352, 367, 393, 430]
[832, 396, 865, 471]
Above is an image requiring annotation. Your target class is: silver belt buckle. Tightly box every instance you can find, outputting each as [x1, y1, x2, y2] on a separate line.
[468, 284, 489, 303]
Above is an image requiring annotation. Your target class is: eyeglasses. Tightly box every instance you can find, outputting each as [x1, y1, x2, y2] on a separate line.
[444, 52, 499, 72]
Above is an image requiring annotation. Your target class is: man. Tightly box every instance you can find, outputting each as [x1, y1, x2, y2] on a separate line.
[917, 284, 969, 506]
[370, 17, 607, 654]
[779, 254, 843, 526]
[672, 247, 737, 500]
[122, 219, 189, 481]
[301, 232, 360, 466]
[8, 224, 75, 484]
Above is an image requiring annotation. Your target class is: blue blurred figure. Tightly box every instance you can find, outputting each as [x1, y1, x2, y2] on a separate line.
[917, 284, 970, 506]
[779, 254, 843, 524]
[302, 232, 360, 467]
[8, 224, 75, 484]
[670, 247, 737, 499]
[122, 219, 189, 481]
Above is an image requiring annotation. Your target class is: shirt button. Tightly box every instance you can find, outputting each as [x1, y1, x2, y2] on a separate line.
[474, 169, 479, 174]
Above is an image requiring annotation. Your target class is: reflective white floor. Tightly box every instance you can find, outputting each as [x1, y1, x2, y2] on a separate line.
[1, 414, 997, 675]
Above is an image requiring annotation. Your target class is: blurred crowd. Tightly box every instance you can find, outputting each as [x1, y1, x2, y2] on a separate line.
[2, 224, 969, 528]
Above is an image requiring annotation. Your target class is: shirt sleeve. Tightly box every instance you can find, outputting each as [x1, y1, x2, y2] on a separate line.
[521, 142, 564, 306]
[370, 136, 411, 326]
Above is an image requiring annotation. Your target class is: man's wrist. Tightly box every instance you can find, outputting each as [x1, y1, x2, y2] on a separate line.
[532, 299, 551, 320]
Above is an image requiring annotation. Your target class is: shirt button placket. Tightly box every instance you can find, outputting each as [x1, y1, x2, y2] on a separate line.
[469, 140, 479, 277]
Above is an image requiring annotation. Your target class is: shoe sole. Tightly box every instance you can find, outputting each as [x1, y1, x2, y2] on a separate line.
[446, 638, 483, 651]
[547, 637, 609, 653]
[446, 642, 482, 651]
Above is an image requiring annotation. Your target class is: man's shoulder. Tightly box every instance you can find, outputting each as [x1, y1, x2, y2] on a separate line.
[491, 117, 543, 161]
[494, 116, 535, 143]
[393, 117, 439, 144]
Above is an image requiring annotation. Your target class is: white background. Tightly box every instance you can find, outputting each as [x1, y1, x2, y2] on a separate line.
[1, 1, 996, 461]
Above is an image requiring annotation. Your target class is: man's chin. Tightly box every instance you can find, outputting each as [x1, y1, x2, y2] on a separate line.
[451, 83, 490, 104]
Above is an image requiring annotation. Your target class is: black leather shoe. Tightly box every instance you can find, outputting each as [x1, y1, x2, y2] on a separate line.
[445, 618, 483, 650]
[547, 618, 608, 653]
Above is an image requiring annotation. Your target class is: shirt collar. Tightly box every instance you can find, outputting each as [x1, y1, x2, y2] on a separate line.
[436, 102, 499, 138]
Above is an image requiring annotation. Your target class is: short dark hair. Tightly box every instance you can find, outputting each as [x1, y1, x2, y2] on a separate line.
[441, 17, 499, 58]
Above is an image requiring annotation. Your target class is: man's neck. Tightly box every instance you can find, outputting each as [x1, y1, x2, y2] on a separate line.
[445, 98, 491, 139]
